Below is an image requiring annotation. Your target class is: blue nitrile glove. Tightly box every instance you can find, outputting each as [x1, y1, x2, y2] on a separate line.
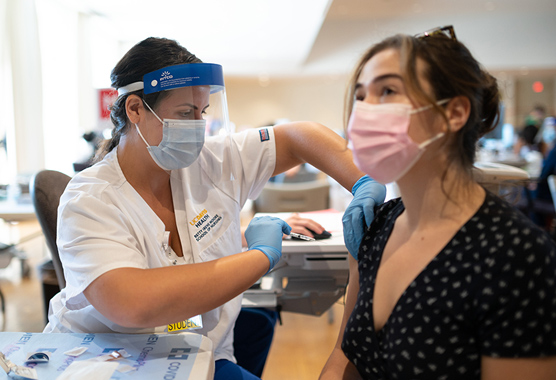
[245, 216, 292, 271]
[343, 175, 386, 259]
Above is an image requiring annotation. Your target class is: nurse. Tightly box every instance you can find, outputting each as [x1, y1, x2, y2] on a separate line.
[43, 37, 386, 379]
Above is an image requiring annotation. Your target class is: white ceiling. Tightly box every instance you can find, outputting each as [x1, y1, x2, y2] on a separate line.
[73, 0, 556, 77]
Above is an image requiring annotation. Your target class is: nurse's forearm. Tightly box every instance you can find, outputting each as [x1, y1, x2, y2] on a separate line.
[273, 122, 364, 191]
[83, 249, 270, 328]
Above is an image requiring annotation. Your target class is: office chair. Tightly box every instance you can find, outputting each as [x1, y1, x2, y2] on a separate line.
[30, 170, 71, 290]
[253, 179, 330, 213]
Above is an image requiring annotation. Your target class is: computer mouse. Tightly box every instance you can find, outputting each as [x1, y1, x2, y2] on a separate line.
[306, 228, 331, 240]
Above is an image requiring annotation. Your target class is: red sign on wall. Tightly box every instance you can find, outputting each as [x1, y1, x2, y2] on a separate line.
[98, 88, 118, 120]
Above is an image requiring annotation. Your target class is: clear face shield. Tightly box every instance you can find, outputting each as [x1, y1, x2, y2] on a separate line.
[118, 63, 235, 184]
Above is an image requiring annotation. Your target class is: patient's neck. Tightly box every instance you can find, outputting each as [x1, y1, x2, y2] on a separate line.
[396, 165, 485, 232]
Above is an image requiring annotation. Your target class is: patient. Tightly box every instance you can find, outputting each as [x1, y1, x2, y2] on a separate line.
[320, 26, 556, 379]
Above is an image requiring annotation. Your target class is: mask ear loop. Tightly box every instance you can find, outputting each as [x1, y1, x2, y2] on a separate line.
[418, 132, 445, 149]
[142, 99, 164, 124]
[135, 123, 152, 148]
[411, 98, 451, 146]
[135, 100, 163, 151]
[410, 98, 451, 115]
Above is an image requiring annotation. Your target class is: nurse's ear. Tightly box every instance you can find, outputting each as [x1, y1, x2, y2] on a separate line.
[445, 96, 471, 133]
[125, 94, 144, 124]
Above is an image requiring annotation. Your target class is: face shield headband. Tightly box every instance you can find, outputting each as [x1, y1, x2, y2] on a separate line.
[118, 63, 236, 183]
[117, 63, 225, 96]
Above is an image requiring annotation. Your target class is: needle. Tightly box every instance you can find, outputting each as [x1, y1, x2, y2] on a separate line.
[289, 232, 316, 241]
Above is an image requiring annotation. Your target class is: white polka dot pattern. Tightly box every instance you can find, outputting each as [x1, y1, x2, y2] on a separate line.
[341, 191, 556, 379]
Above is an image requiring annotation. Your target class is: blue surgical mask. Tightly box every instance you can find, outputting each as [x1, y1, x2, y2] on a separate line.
[136, 101, 206, 170]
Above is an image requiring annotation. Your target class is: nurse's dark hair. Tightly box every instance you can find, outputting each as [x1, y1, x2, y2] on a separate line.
[344, 32, 500, 177]
[96, 37, 202, 161]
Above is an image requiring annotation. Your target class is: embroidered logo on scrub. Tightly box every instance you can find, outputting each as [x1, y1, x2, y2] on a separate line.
[259, 128, 270, 142]
[190, 209, 222, 242]
[190, 209, 209, 227]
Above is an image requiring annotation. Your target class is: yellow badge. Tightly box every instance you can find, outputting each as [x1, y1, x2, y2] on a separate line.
[167, 315, 203, 333]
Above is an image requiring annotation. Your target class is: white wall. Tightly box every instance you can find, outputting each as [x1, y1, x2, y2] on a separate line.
[6, 0, 44, 177]
[225, 75, 349, 132]
[3, 1, 556, 182]
[515, 76, 555, 127]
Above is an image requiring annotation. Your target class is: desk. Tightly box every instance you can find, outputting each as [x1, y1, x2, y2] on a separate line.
[0, 332, 214, 380]
[0, 196, 37, 275]
[473, 162, 530, 195]
[0, 198, 36, 222]
[477, 148, 528, 169]
[0, 202, 40, 331]
[244, 210, 349, 316]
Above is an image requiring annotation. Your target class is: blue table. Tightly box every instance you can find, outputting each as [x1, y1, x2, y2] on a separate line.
[0, 332, 213, 379]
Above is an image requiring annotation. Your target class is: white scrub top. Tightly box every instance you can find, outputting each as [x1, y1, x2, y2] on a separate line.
[43, 127, 276, 362]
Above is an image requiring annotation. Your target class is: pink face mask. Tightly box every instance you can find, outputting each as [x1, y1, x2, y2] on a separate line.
[347, 101, 445, 184]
